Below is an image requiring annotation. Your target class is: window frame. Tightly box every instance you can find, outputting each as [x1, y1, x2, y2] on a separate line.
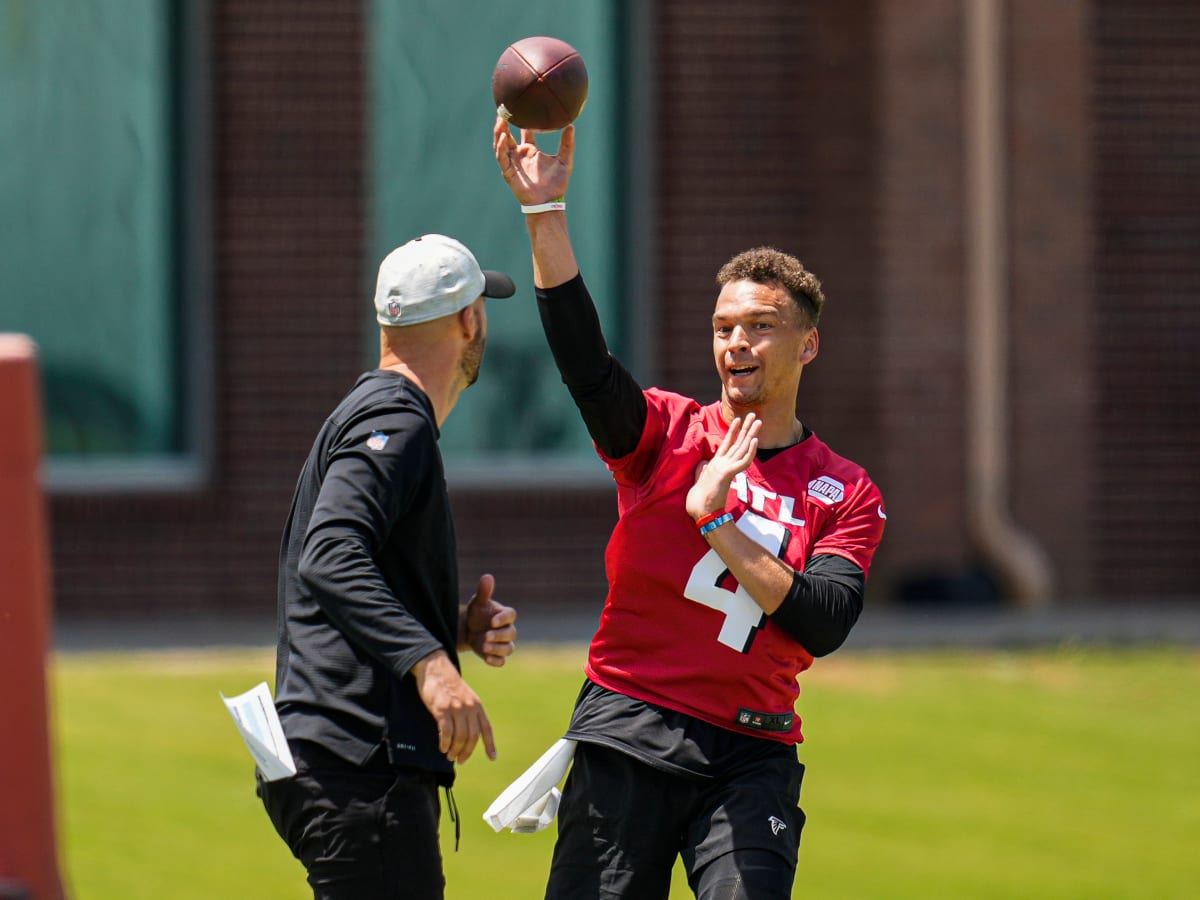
[43, 1, 214, 494]
[444, 1, 657, 488]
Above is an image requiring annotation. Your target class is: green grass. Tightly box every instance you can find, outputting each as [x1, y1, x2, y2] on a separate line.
[50, 644, 1200, 898]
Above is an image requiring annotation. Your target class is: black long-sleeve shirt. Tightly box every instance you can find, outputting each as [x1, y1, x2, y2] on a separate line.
[274, 370, 458, 783]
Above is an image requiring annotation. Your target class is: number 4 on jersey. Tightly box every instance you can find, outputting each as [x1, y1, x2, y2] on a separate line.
[683, 512, 789, 653]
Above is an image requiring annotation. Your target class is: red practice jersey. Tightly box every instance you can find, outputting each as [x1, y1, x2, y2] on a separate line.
[586, 388, 886, 744]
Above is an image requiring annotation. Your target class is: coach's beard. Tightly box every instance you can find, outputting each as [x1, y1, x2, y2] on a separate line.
[461, 327, 486, 388]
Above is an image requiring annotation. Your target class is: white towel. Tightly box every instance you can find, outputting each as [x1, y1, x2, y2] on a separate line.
[483, 738, 577, 833]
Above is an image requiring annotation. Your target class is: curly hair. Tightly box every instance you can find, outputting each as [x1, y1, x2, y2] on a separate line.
[716, 247, 825, 326]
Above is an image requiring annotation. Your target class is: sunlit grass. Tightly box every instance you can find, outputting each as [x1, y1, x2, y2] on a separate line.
[51, 644, 1200, 898]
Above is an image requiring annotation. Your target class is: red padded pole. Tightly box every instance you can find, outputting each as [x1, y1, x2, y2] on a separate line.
[0, 335, 66, 899]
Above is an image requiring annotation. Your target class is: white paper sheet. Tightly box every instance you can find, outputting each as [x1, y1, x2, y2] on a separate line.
[220, 681, 297, 781]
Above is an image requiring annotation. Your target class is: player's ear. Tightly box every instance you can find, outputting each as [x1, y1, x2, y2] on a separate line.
[800, 327, 819, 364]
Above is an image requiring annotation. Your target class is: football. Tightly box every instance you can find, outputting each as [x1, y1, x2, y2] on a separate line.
[492, 36, 588, 132]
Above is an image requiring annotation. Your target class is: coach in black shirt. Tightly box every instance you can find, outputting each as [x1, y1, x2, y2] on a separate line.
[259, 234, 519, 899]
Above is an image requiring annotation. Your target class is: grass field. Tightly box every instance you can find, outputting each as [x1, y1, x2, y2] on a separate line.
[50, 643, 1199, 899]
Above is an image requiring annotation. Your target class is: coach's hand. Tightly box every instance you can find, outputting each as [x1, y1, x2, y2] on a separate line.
[460, 573, 518, 667]
[413, 650, 497, 763]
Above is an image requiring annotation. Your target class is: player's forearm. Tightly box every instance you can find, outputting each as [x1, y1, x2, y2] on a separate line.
[701, 527, 866, 655]
[526, 210, 579, 288]
[536, 273, 648, 458]
[701, 524, 794, 615]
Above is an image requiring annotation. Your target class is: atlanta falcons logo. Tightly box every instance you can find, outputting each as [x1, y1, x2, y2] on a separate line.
[768, 816, 787, 836]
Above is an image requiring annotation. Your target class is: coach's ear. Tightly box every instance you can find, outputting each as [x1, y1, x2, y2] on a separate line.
[457, 299, 483, 341]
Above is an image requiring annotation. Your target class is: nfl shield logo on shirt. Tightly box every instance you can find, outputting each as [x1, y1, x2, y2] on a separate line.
[366, 431, 389, 451]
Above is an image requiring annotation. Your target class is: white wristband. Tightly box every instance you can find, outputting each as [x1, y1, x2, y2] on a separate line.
[521, 199, 566, 214]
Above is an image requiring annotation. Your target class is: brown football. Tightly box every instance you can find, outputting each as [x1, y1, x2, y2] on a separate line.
[492, 36, 588, 132]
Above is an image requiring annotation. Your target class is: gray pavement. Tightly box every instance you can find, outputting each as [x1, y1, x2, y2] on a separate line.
[843, 601, 1200, 650]
[52, 600, 1200, 654]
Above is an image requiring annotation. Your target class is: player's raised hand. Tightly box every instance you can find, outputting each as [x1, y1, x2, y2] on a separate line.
[685, 413, 762, 521]
[494, 115, 575, 206]
[460, 573, 517, 667]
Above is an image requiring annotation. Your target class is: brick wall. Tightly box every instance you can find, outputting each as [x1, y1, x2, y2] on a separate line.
[873, 0, 971, 598]
[1009, 0, 1094, 600]
[47, 1, 1200, 617]
[1091, 0, 1200, 597]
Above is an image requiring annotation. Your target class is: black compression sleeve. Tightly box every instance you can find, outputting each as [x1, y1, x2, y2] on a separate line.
[536, 274, 647, 459]
[769, 554, 866, 657]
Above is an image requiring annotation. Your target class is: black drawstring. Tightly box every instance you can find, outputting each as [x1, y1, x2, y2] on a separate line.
[445, 786, 460, 851]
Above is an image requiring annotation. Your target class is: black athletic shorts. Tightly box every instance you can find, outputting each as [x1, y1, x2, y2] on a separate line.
[545, 740, 805, 900]
[257, 742, 444, 900]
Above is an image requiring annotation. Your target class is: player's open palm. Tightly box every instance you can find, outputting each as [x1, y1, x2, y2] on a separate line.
[686, 413, 761, 520]
[494, 116, 574, 206]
